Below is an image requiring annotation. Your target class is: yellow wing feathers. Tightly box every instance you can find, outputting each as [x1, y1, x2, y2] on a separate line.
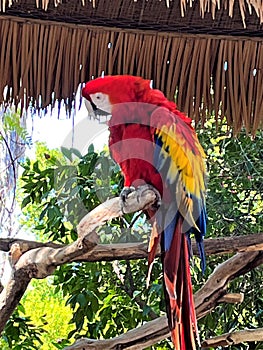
[155, 123, 205, 198]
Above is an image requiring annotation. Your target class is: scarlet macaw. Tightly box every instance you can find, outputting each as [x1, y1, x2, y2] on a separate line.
[82, 75, 206, 350]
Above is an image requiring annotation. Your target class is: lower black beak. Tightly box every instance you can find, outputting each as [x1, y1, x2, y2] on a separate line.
[84, 98, 111, 121]
[93, 105, 110, 117]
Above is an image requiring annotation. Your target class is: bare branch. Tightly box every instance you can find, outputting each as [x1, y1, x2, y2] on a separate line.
[202, 328, 263, 348]
[201, 233, 263, 254]
[195, 251, 263, 319]
[0, 264, 37, 331]
[64, 316, 170, 350]
[0, 238, 62, 253]
[0, 186, 157, 335]
[76, 233, 263, 262]
[218, 293, 244, 304]
[63, 251, 263, 349]
[1, 234, 263, 263]
[0, 187, 262, 347]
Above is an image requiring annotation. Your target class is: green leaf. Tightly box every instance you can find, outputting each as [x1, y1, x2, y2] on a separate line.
[21, 196, 31, 209]
[71, 148, 82, 158]
[88, 144, 94, 153]
[76, 293, 87, 308]
[61, 147, 73, 161]
[33, 161, 40, 173]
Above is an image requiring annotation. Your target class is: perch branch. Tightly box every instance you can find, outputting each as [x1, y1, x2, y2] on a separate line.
[0, 186, 262, 346]
[202, 328, 263, 347]
[77, 186, 157, 238]
[195, 250, 263, 319]
[1, 234, 263, 263]
[64, 251, 263, 349]
[0, 186, 157, 335]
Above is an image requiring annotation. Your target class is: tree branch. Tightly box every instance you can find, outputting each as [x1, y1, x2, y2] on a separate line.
[1, 234, 263, 263]
[0, 186, 157, 335]
[202, 328, 263, 348]
[0, 186, 262, 348]
[0, 264, 38, 331]
[76, 233, 263, 261]
[195, 250, 263, 319]
[63, 251, 263, 349]
[64, 316, 170, 350]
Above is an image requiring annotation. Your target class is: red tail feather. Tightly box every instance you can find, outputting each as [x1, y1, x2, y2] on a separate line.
[163, 217, 198, 350]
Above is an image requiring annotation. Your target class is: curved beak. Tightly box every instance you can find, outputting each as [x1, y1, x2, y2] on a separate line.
[84, 97, 97, 119]
[83, 97, 111, 123]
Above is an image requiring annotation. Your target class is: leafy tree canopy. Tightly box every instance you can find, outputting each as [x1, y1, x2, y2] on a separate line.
[0, 117, 262, 349]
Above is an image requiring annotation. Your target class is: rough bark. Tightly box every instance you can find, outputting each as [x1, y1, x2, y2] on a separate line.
[1, 233, 263, 263]
[202, 328, 263, 348]
[0, 186, 262, 348]
[63, 251, 263, 349]
[0, 186, 157, 334]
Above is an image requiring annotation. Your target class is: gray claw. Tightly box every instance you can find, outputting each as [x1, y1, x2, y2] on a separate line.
[120, 186, 136, 203]
[120, 184, 161, 213]
[141, 184, 161, 209]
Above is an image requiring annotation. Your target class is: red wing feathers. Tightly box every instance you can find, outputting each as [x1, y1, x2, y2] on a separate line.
[82, 75, 206, 350]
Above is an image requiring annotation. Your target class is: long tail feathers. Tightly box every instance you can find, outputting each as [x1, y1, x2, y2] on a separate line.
[163, 217, 199, 350]
[147, 215, 199, 350]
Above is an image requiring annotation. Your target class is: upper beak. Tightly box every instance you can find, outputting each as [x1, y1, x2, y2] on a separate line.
[84, 97, 97, 119]
[83, 97, 111, 123]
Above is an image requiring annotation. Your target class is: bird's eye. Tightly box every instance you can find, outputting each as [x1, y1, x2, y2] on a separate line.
[95, 93, 103, 100]
[89, 92, 111, 114]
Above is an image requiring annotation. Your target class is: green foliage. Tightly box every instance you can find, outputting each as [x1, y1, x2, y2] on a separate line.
[198, 120, 262, 237]
[53, 259, 164, 341]
[1, 110, 28, 141]
[0, 304, 45, 349]
[17, 143, 66, 241]
[21, 279, 74, 350]
[5, 119, 263, 349]
[197, 120, 263, 349]
[1, 279, 74, 350]
[19, 143, 123, 243]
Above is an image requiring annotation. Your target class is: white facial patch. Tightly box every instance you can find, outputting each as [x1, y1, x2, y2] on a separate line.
[90, 92, 112, 114]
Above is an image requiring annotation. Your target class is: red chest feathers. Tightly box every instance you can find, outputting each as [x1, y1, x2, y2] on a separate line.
[108, 123, 163, 194]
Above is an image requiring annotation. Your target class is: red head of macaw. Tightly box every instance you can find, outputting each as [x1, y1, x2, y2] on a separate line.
[82, 75, 206, 350]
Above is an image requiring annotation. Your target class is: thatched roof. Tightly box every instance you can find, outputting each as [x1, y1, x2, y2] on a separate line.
[0, 0, 262, 133]
[1, 0, 263, 34]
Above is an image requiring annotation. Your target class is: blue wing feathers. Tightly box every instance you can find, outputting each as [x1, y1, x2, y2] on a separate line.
[197, 241, 206, 273]
[154, 131, 207, 271]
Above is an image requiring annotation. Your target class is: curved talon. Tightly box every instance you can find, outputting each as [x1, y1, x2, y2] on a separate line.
[120, 185, 161, 214]
[120, 186, 136, 203]
[139, 184, 162, 210]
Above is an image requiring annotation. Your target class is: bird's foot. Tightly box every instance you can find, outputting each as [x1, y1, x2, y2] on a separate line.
[140, 184, 161, 210]
[120, 185, 161, 213]
[120, 186, 136, 203]
[120, 186, 136, 214]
